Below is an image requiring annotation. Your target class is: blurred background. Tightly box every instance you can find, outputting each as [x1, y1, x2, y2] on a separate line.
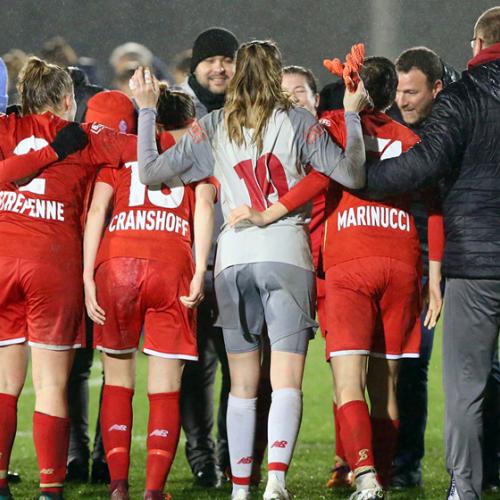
[0, 0, 496, 92]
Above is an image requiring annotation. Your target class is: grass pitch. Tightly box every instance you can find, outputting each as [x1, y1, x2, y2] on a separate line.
[7, 322, 498, 499]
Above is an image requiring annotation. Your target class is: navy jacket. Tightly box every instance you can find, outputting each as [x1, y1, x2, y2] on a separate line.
[365, 57, 500, 279]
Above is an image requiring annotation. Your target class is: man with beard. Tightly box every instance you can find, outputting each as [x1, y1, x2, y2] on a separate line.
[364, 7, 500, 499]
[175, 27, 239, 488]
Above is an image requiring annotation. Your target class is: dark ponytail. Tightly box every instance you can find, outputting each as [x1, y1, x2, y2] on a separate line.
[156, 83, 195, 130]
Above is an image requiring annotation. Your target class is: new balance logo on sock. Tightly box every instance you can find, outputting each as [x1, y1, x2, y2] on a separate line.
[237, 456, 253, 464]
[108, 424, 128, 432]
[149, 429, 169, 438]
[271, 440, 288, 449]
[40, 468, 54, 475]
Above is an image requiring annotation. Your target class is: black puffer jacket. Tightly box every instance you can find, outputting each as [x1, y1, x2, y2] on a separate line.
[365, 57, 500, 279]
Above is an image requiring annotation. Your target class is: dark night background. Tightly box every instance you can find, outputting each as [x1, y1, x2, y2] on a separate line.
[0, 0, 497, 86]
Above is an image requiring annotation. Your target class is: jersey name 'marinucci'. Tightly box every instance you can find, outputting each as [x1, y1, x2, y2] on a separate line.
[0, 190, 64, 221]
[337, 205, 411, 232]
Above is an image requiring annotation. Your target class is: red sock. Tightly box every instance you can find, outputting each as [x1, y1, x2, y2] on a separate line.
[371, 417, 400, 488]
[101, 385, 134, 485]
[145, 392, 181, 492]
[333, 402, 346, 463]
[0, 394, 18, 489]
[33, 411, 70, 494]
[336, 400, 375, 474]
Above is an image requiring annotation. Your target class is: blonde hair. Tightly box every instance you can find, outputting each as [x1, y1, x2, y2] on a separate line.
[224, 40, 292, 153]
[17, 56, 73, 116]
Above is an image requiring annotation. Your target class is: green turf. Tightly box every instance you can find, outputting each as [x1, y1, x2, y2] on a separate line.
[7, 322, 499, 499]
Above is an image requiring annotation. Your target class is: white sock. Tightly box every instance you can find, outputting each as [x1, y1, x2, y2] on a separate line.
[227, 393, 257, 495]
[355, 469, 380, 490]
[267, 388, 302, 485]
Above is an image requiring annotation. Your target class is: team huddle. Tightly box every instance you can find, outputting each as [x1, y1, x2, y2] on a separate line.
[0, 6, 500, 500]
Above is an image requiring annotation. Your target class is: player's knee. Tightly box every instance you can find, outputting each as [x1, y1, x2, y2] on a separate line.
[0, 376, 25, 396]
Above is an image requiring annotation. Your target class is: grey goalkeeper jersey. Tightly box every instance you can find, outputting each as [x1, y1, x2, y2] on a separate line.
[138, 106, 365, 275]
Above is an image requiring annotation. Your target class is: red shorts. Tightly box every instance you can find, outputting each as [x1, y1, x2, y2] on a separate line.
[0, 256, 84, 349]
[316, 275, 327, 338]
[94, 257, 197, 360]
[325, 256, 421, 360]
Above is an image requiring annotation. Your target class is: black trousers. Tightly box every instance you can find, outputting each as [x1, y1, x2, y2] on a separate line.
[67, 318, 104, 464]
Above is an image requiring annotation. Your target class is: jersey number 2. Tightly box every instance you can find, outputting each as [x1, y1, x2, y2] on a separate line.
[14, 136, 48, 194]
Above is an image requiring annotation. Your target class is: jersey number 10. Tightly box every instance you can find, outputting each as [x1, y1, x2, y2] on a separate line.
[234, 153, 289, 211]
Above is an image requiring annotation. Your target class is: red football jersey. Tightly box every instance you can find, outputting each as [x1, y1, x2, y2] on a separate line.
[280, 110, 443, 271]
[95, 131, 217, 267]
[0, 112, 136, 263]
[321, 110, 422, 269]
[95, 164, 197, 267]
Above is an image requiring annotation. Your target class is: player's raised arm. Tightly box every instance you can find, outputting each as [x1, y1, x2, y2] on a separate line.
[0, 122, 88, 184]
[131, 67, 215, 186]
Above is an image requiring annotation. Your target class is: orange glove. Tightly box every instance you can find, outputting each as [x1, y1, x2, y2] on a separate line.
[323, 43, 365, 92]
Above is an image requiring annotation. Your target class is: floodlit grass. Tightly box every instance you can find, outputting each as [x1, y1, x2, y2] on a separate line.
[7, 321, 499, 499]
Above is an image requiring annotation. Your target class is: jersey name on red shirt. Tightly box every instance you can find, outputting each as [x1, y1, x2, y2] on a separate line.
[95, 130, 216, 267]
[95, 160, 197, 267]
[0, 112, 136, 262]
[319, 110, 421, 270]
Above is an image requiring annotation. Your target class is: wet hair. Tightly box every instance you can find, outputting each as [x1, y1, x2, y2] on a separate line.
[17, 56, 73, 116]
[395, 47, 443, 87]
[475, 7, 500, 46]
[360, 56, 398, 111]
[156, 83, 195, 130]
[224, 40, 292, 153]
[282, 65, 318, 95]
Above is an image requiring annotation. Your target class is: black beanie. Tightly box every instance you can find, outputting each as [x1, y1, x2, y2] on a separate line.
[190, 27, 239, 73]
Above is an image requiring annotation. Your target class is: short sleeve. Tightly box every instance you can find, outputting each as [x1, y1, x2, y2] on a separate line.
[83, 123, 137, 169]
[96, 166, 117, 187]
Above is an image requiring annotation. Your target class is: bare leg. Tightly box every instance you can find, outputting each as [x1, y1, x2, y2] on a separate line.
[101, 351, 136, 390]
[367, 357, 399, 420]
[31, 347, 75, 417]
[0, 343, 28, 396]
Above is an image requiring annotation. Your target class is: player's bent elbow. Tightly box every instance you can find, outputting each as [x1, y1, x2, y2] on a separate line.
[138, 165, 154, 185]
[344, 174, 366, 190]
